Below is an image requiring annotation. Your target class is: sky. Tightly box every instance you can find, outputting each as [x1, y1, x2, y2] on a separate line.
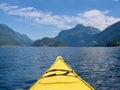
[0, 0, 120, 40]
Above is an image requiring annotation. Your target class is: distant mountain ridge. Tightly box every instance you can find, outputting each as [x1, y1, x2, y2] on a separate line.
[90, 21, 120, 46]
[33, 21, 120, 47]
[0, 24, 33, 46]
[55, 24, 101, 46]
[32, 24, 101, 47]
[32, 37, 66, 47]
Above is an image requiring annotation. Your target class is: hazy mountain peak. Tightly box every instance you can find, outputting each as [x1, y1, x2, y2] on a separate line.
[73, 24, 84, 28]
[56, 24, 101, 46]
[0, 24, 33, 46]
[0, 24, 11, 30]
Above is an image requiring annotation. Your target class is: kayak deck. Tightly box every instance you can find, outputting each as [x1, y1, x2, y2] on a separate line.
[29, 56, 95, 90]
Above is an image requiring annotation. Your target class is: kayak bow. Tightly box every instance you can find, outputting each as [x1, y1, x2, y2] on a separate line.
[29, 56, 95, 90]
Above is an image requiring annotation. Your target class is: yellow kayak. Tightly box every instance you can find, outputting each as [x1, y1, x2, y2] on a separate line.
[29, 56, 95, 90]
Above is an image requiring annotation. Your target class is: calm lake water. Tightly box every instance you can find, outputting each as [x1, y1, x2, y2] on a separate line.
[0, 47, 120, 90]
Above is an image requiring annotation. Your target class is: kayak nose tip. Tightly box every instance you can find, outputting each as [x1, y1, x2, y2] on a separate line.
[57, 56, 63, 59]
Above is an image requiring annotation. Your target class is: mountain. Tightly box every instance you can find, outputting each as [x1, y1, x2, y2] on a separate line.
[0, 24, 33, 46]
[55, 24, 101, 46]
[32, 37, 66, 47]
[90, 21, 120, 46]
[31, 22, 120, 47]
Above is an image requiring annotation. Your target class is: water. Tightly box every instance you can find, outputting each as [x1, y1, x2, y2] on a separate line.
[0, 47, 120, 90]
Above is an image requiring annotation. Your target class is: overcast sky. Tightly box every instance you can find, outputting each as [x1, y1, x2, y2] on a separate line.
[0, 0, 120, 40]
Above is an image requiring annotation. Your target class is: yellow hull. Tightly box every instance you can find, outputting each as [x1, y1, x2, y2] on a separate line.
[29, 56, 95, 90]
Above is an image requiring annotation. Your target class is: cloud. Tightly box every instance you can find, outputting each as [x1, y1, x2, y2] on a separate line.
[76, 10, 120, 30]
[0, 3, 120, 30]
